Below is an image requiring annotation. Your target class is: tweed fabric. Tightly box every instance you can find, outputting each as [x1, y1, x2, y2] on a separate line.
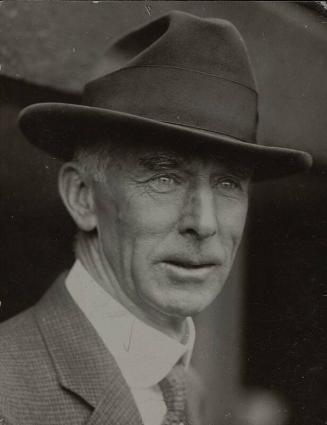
[0, 274, 205, 425]
[159, 364, 187, 425]
[0, 274, 142, 425]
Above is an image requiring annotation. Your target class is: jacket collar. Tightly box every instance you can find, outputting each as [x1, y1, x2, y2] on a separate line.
[34, 273, 143, 425]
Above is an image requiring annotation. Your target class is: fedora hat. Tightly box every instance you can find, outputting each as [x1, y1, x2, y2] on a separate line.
[18, 10, 312, 180]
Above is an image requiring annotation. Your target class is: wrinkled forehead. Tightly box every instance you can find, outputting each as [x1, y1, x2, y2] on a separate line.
[114, 139, 254, 178]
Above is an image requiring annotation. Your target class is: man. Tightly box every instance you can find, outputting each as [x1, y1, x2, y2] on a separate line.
[0, 10, 312, 425]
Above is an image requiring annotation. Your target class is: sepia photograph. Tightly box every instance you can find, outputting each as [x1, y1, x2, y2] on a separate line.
[0, 1, 326, 424]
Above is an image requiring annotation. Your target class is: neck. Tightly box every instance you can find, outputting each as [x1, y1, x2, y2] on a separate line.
[75, 232, 188, 341]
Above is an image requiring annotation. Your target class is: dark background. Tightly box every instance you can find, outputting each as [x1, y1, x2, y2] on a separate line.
[0, 2, 326, 424]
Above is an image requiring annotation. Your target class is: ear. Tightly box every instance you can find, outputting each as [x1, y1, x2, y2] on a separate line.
[58, 162, 97, 232]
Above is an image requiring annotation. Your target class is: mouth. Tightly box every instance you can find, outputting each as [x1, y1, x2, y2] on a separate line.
[161, 254, 221, 268]
[163, 260, 216, 269]
[159, 259, 219, 282]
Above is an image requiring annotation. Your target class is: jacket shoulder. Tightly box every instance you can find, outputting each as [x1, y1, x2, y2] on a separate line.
[0, 277, 91, 425]
[0, 307, 57, 423]
[0, 307, 45, 366]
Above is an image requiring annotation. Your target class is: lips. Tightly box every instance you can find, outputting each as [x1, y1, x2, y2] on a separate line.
[160, 255, 221, 269]
[163, 260, 216, 269]
[158, 255, 220, 282]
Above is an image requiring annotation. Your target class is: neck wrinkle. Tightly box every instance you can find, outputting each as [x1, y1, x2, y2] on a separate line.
[75, 231, 107, 290]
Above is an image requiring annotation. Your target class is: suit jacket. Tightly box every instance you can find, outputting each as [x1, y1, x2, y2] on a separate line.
[0, 274, 205, 425]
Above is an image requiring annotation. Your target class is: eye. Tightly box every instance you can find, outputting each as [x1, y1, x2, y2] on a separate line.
[214, 177, 241, 192]
[147, 174, 180, 193]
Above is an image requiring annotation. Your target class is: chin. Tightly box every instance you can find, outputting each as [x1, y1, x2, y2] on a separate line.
[155, 288, 221, 318]
[137, 271, 228, 319]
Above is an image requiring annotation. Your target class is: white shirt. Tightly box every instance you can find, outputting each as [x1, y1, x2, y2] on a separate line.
[66, 260, 195, 425]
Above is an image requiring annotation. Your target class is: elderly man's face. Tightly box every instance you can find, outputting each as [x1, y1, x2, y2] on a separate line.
[91, 145, 250, 320]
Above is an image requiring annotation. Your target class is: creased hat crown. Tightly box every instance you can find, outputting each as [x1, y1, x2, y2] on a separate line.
[85, 11, 258, 144]
[91, 11, 257, 89]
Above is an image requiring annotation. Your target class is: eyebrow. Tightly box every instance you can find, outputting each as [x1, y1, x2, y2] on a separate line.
[137, 151, 253, 179]
[137, 153, 183, 171]
[207, 153, 253, 179]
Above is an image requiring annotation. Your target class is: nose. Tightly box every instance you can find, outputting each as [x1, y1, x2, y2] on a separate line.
[178, 182, 218, 240]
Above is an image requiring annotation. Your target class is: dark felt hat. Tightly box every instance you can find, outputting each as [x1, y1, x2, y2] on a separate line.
[18, 10, 312, 179]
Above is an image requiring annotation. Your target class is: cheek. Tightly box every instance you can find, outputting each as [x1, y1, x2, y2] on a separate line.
[94, 178, 184, 266]
[117, 197, 183, 289]
[218, 200, 248, 248]
[117, 194, 181, 239]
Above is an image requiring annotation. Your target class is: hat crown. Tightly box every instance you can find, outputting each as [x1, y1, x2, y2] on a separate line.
[91, 11, 256, 91]
[84, 11, 258, 145]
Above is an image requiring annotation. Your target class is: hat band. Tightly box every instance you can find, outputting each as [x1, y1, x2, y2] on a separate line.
[84, 66, 258, 143]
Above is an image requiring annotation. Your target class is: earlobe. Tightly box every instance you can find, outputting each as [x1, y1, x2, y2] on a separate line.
[58, 162, 97, 232]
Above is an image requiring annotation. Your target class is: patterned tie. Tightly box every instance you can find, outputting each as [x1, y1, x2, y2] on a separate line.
[159, 363, 187, 425]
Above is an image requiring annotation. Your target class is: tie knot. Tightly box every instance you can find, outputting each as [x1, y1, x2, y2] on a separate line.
[159, 363, 187, 425]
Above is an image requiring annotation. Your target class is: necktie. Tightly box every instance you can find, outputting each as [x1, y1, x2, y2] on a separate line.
[159, 363, 187, 425]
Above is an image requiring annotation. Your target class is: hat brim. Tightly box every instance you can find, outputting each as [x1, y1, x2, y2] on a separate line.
[18, 103, 312, 181]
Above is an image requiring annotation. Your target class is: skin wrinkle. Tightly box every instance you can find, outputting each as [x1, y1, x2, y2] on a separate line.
[67, 141, 252, 340]
[73, 142, 253, 184]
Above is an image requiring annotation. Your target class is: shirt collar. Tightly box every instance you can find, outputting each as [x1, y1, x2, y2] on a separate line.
[66, 260, 195, 389]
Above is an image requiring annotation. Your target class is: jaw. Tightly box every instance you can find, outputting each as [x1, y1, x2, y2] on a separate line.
[138, 269, 229, 320]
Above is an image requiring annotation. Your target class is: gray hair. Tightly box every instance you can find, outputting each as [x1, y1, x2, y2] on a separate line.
[72, 142, 118, 183]
[70, 144, 115, 254]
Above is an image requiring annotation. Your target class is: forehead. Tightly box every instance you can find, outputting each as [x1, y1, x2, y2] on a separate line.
[116, 141, 253, 177]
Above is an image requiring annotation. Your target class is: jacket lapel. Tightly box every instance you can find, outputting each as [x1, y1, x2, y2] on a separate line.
[34, 274, 143, 425]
